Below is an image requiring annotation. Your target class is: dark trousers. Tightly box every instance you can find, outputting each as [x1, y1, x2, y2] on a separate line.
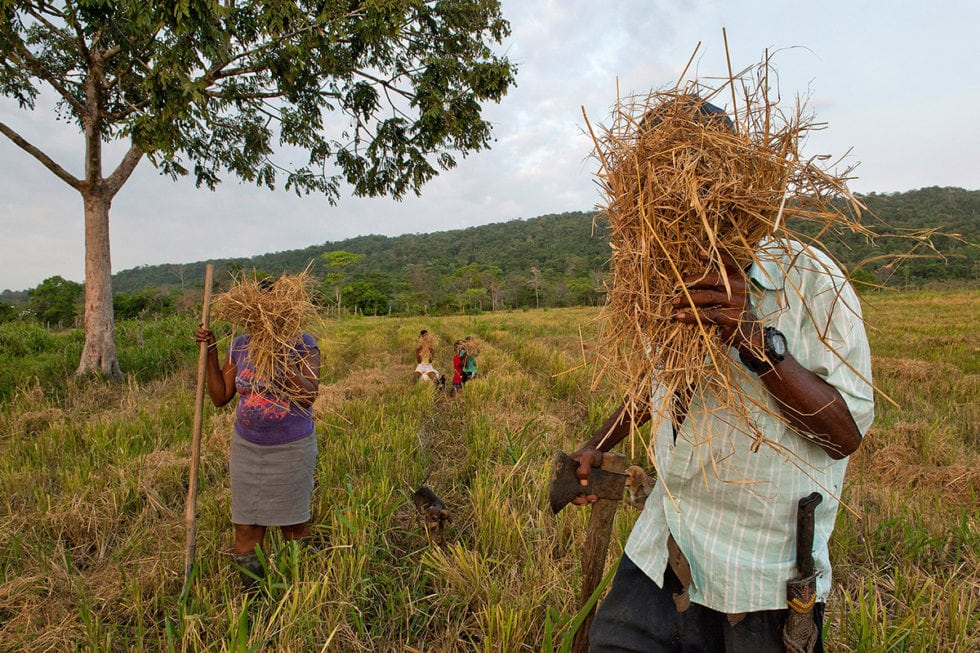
[588, 554, 824, 653]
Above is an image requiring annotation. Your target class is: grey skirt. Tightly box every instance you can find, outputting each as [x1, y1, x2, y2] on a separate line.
[230, 430, 317, 526]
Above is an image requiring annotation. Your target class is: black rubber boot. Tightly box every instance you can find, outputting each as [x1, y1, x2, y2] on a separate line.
[233, 551, 264, 591]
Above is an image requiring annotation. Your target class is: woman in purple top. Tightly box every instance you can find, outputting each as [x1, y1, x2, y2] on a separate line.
[195, 321, 320, 589]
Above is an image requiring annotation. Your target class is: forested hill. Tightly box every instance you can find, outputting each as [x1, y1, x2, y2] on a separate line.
[113, 210, 612, 312]
[808, 186, 979, 284]
[107, 186, 976, 313]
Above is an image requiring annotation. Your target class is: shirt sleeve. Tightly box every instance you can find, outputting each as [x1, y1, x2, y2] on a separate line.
[793, 267, 875, 436]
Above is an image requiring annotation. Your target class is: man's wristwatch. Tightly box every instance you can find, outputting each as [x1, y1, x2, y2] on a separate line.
[738, 326, 788, 374]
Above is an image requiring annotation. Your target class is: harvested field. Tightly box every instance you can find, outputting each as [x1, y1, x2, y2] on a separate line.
[0, 290, 976, 650]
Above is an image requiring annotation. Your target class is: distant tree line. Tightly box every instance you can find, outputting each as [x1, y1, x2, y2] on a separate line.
[1, 188, 977, 323]
[104, 210, 613, 317]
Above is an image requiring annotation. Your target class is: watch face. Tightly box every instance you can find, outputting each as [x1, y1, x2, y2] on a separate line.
[768, 329, 788, 358]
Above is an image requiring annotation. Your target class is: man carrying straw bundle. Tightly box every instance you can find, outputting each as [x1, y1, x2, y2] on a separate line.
[570, 70, 874, 651]
[195, 275, 320, 590]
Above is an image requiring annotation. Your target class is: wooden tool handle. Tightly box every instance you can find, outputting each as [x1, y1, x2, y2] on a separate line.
[573, 451, 628, 653]
[181, 263, 214, 601]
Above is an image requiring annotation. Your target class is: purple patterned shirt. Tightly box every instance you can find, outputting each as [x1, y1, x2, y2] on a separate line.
[229, 333, 317, 445]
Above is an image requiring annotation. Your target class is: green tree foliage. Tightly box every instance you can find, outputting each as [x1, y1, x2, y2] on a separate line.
[343, 279, 389, 315]
[564, 275, 602, 306]
[28, 275, 83, 326]
[447, 262, 498, 311]
[113, 286, 176, 320]
[790, 187, 980, 286]
[108, 210, 614, 310]
[0, 300, 15, 323]
[0, 0, 515, 375]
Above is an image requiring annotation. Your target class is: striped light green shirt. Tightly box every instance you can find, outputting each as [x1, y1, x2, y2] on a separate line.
[624, 238, 874, 613]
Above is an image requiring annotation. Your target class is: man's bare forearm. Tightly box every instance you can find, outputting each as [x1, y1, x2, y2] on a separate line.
[757, 355, 862, 459]
[587, 403, 651, 452]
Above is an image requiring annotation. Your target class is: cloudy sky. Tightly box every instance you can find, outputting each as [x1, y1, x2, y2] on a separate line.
[2, 0, 978, 292]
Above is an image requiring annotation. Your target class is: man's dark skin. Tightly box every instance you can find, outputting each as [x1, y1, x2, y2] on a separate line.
[572, 250, 863, 499]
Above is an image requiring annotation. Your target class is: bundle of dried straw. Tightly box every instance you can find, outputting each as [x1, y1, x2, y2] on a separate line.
[462, 336, 481, 358]
[418, 331, 437, 353]
[211, 271, 319, 404]
[587, 57, 867, 454]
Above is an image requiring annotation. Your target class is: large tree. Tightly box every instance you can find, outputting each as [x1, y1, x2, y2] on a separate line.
[0, 0, 515, 376]
[320, 249, 363, 311]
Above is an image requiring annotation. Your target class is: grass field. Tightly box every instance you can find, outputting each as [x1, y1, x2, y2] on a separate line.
[0, 289, 977, 651]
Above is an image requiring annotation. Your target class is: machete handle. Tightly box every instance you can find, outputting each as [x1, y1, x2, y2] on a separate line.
[795, 492, 823, 577]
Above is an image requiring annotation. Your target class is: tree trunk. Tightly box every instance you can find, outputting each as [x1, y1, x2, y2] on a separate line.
[73, 44, 135, 379]
[75, 190, 121, 377]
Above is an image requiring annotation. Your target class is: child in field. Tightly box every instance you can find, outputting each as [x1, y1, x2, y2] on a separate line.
[460, 335, 479, 383]
[450, 340, 465, 395]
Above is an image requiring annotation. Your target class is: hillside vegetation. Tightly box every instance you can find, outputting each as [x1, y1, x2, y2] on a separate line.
[0, 289, 977, 650]
[3, 188, 977, 318]
[101, 187, 980, 304]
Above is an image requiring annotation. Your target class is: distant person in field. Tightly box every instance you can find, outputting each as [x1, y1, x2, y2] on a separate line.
[195, 277, 320, 590]
[460, 335, 479, 384]
[450, 340, 465, 395]
[413, 329, 441, 384]
[571, 97, 874, 652]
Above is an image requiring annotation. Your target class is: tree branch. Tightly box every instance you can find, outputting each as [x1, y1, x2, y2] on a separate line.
[204, 88, 284, 101]
[104, 99, 151, 122]
[0, 120, 82, 190]
[62, 2, 92, 63]
[352, 69, 415, 100]
[104, 143, 144, 196]
[206, 9, 363, 86]
[7, 38, 87, 117]
[23, 4, 75, 48]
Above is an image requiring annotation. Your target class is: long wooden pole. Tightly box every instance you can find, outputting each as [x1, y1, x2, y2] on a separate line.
[181, 263, 214, 601]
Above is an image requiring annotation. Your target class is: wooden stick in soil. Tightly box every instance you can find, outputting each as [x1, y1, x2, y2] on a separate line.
[572, 451, 628, 653]
[181, 263, 214, 601]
